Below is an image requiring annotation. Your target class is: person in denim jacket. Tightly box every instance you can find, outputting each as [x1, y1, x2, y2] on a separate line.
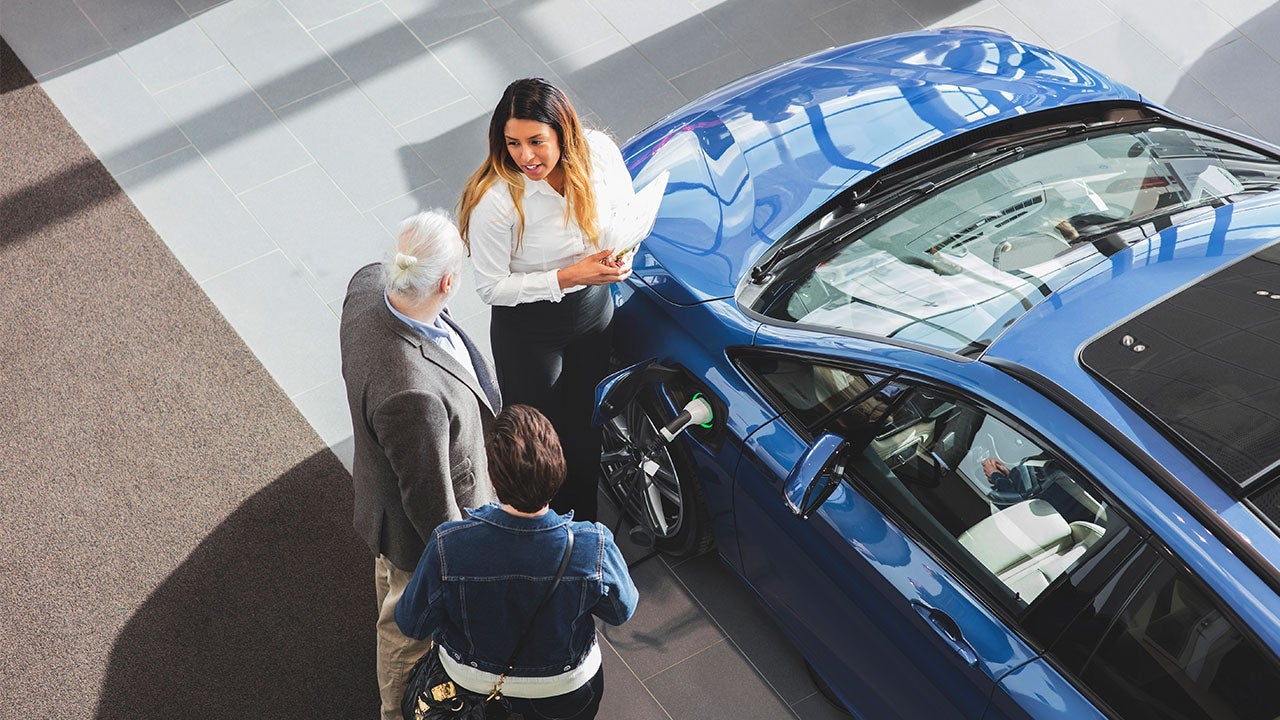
[396, 404, 638, 720]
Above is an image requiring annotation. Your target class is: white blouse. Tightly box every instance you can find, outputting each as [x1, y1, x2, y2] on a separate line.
[468, 129, 635, 306]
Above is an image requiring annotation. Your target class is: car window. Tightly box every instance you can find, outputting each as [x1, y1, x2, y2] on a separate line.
[740, 354, 1125, 607]
[1055, 548, 1280, 720]
[757, 126, 1280, 354]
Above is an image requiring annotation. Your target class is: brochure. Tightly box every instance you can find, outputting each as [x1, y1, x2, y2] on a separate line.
[604, 170, 669, 261]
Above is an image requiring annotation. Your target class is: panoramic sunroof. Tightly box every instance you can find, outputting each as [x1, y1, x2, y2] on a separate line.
[1081, 242, 1280, 496]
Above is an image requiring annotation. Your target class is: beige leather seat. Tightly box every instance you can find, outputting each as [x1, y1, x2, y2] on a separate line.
[957, 499, 1104, 602]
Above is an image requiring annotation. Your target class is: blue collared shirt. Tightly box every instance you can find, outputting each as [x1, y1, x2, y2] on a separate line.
[385, 293, 476, 382]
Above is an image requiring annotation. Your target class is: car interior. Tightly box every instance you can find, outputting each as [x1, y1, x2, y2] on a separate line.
[749, 355, 1116, 606]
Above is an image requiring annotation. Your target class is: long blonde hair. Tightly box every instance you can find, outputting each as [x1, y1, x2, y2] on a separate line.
[458, 78, 599, 251]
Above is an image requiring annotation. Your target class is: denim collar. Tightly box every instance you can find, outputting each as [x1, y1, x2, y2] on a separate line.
[466, 502, 574, 532]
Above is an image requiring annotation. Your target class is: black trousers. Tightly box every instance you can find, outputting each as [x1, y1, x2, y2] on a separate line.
[490, 285, 612, 522]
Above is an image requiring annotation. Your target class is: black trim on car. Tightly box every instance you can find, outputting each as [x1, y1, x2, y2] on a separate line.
[985, 357, 1280, 599]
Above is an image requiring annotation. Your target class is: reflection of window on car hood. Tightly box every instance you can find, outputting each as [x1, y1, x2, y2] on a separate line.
[756, 123, 1280, 355]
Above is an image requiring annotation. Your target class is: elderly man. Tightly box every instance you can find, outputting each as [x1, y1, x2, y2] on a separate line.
[340, 210, 500, 719]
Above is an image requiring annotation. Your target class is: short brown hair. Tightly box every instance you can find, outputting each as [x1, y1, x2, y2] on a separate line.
[485, 404, 566, 513]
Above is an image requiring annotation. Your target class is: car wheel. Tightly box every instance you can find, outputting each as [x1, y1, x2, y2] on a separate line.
[599, 391, 713, 557]
[805, 661, 853, 716]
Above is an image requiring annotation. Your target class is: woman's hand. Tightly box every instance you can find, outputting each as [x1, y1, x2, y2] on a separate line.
[557, 249, 633, 288]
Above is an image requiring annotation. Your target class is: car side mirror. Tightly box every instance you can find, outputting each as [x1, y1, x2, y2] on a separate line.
[784, 433, 850, 519]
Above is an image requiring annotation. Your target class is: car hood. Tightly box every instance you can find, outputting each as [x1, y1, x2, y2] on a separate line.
[621, 28, 1141, 305]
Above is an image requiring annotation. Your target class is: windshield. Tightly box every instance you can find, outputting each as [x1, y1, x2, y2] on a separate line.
[758, 124, 1280, 354]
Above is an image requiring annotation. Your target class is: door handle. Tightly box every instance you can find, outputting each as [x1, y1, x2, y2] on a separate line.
[911, 600, 979, 666]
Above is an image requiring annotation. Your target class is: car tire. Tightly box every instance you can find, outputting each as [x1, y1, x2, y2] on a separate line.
[599, 390, 713, 558]
[805, 661, 854, 716]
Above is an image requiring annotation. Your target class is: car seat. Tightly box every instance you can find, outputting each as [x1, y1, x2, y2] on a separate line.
[957, 499, 1104, 602]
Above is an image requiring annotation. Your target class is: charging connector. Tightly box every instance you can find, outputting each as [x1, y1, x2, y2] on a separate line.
[659, 396, 714, 442]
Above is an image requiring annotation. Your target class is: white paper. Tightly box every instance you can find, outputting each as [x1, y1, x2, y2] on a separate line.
[603, 170, 669, 260]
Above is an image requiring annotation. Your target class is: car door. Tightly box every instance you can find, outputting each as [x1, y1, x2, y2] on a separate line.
[730, 349, 1127, 719]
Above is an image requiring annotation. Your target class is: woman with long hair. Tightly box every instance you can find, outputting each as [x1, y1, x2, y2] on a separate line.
[459, 77, 634, 522]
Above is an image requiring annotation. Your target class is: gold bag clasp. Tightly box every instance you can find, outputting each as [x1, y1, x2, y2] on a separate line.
[430, 681, 458, 702]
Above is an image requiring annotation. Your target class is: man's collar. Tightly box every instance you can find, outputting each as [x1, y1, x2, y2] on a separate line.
[384, 292, 448, 342]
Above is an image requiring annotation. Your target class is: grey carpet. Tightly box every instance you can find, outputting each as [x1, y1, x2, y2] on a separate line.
[0, 38, 378, 719]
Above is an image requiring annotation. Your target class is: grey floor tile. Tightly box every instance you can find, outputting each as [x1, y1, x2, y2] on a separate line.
[310, 4, 468, 127]
[239, 163, 393, 302]
[931, 4, 1044, 42]
[598, 554, 725, 681]
[791, 692, 853, 719]
[430, 18, 566, 106]
[549, 36, 685, 139]
[277, 82, 437, 212]
[670, 49, 755, 101]
[1235, 3, 1280, 66]
[154, 65, 312, 193]
[446, 258, 492, 325]
[291, 377, 352, 447]
[597, 635, 673, 720]
[1061, 23, 1234, 126]
[998, 0, 1118, 48]
[178, 0, 233, 15]
[1, 0, 111, 78]
[367, 181, 463, 237]
[672, 552, 817, 705]
[116, 147, 277, 282]
[38, 55, 190, 174]
[1098, 0, 1238, 68]
[1207, 0, 1276, 28]
[383, 0, 497, 46]
[200, 251, 342, 397]
[894, 0, 996, 25]
[197, 0, 347, 109]
[591, 0, 702, 43]
[490, 0, 621, 63]
[277, 0, 377, 28]
[700, 2, 833, 68]
[645, 640, 796, 720]
[398, 97, 490, 193]
[115, 19, 227, 93]
[640, 15, 737, 81]
[331, 435, 355, 473]
[1188, 36, 1280, 146]
[77, 0, 189, 50]
[591, 0, 735, 79]
[814, 0, 923, 47]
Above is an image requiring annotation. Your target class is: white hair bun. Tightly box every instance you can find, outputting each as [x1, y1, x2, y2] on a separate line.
[394, 252, 419, 269]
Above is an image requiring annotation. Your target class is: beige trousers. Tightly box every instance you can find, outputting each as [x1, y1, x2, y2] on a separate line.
[375, 555, 433, 720]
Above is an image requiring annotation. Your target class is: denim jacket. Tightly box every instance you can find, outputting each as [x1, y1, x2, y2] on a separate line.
[395, 503, 638, 677]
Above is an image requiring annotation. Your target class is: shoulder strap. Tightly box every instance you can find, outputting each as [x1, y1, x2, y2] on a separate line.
[501, 525, 575, 673]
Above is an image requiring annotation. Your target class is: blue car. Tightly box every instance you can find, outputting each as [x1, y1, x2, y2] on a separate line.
[594, 28, 1280, 720]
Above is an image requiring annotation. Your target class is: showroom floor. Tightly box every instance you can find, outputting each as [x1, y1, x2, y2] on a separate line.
[5, 0, 1280, 717]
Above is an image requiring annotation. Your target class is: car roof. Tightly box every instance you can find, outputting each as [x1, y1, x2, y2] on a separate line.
[982, 192, 1280, 551]
[623, 27, 1141, 305]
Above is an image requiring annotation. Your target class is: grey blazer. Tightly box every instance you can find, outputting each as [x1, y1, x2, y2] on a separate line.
[340, 263, 501, 571]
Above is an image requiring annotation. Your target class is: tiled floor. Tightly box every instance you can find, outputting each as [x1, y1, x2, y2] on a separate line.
[6, 0, 1280, 717]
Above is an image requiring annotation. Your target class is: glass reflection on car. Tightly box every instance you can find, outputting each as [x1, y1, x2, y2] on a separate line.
[758, 125, 1280, 354]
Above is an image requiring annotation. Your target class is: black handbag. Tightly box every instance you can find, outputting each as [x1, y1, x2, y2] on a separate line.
[402, 527, 576, 720]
